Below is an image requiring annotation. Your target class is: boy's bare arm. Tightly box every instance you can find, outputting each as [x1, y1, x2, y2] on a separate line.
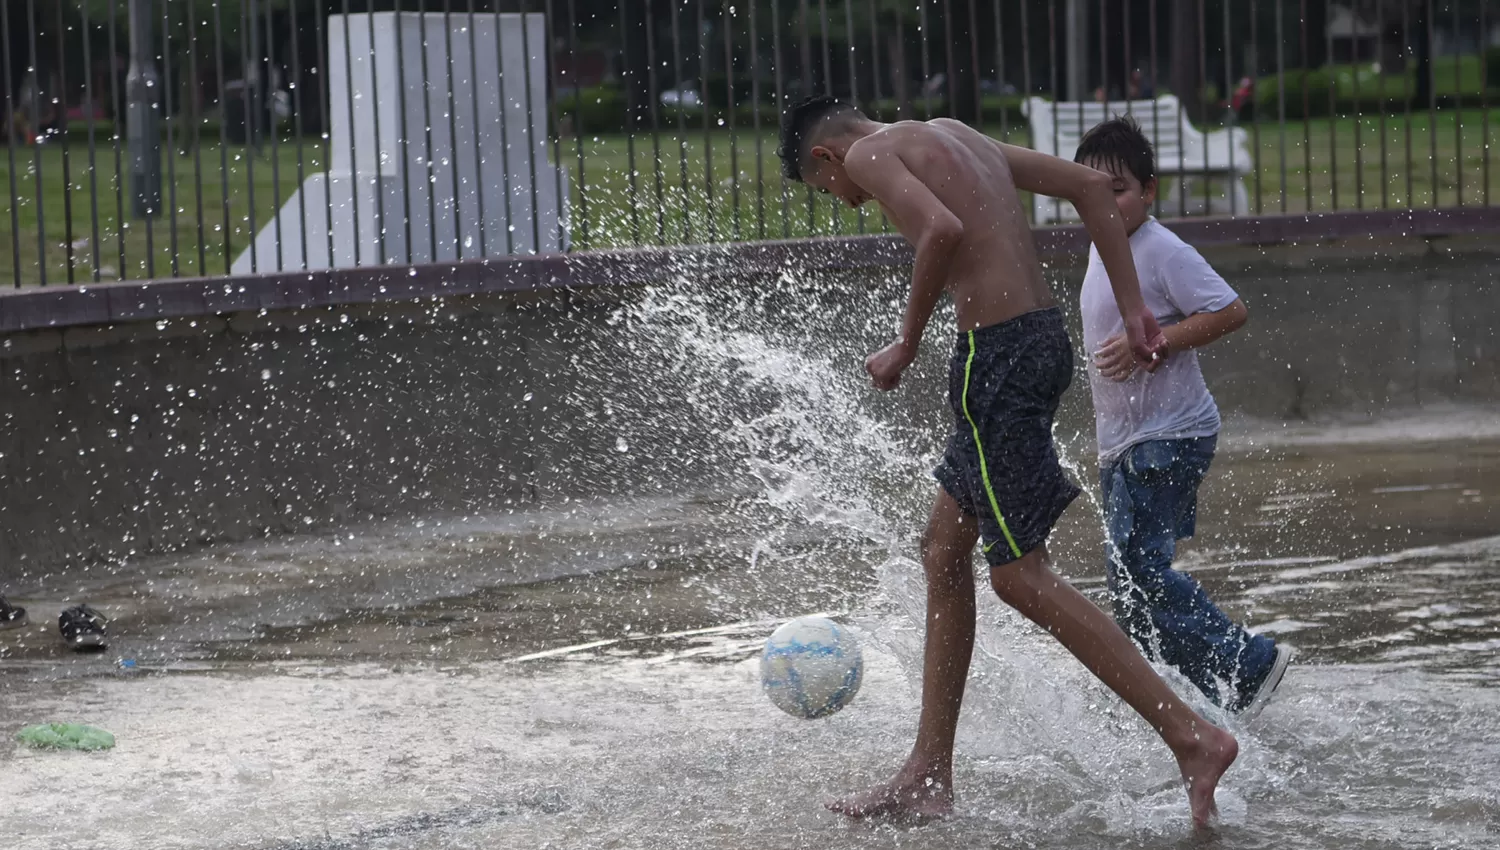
[1095, 300, 1249, 381]
[1161, 299, 1247, 355]
[994, 141, 1167, 362]
[844, 136, 964, 388]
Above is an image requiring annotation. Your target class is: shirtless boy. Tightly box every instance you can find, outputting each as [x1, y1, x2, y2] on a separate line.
[776, 96, 1239, 828]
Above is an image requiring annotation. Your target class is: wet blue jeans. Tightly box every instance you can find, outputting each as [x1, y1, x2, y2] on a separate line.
[1100, 436, 1277, 711]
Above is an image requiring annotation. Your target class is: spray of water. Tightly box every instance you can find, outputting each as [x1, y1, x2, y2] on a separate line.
[624, 265, 1248, 835]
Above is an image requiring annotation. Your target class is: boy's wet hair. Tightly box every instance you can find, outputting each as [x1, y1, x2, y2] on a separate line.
[1074, 115, 1156, 185]
[778, 95, 859, 182]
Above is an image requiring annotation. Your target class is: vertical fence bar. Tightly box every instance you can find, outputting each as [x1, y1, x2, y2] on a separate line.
[698, 0, 716, 241]
[871, 0, 888, 232]
[919, 0, 933, 118]
[1378, 0, 1388, 209]
[798, 0, 812, 97]
[820, 0, 839, 234]
[214, 0, 232, 273]
[994, 0, 1006, 140]
[1452, 0, 1463, 207]
[868, 0, 883, 106]
[645, 0, 667, 244]
[105, 2, 124, 278]
[1299, 0, 1311, 212]
[1048, 0, 1061, 222]
[820, 0, 833, 99]
[241, 0, 255, 274]
[187, 1, 207, 275]
[1122, 0, 1132, 110]
[1483, 0, 1491, 207]
[773, 0, 790, 237]
[518, 0, 543, 251]
[567, 0, 589, 246]
[1098, 0, 1109, 103]
[486, 0, 515, 255]
[54, 0, 77, 283]
[1223, 0, 1235, 216]
[391, 0, 413, 264]
[1250, 0, 1261, 214]
[81, 0, 104, 281]
[263, 0, 281, 270]
[1403, 0, 1413, 207]
[442, 0, 463, 258]
[1325, 0, 1336, 211]
[362, 0, 384, 264]
[1275, 0, 1286, 212]
[798, 0, 815, 232]
[1426, 0, 1437, 208]
[729, 0, 744, 239]
[466, 1, 490, 256]
[1149, 0, 1161, 215]
[545, 0, 565, 251]
[289, 0, 310, 270]
[162, 1, 179, 277]
[751, 0, 765, 239]
[1197, 0, 1209, 215]
[845, 0, 864, 233]
[942, 0, 956, 116]
[670, 0, 692, 242]
[1019, 0, 1032, 151]
[1, 2, 19, 285]
[1351, 0, 1363, 211]
[26, 0, 46, 283]
[966, 0, 981, 132]
[340, 0, 360, 266]
[315, 0, 335, 267]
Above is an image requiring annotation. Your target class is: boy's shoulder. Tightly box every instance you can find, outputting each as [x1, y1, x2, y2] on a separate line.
[1132, 219, 1212, 276]
[1133, 218, 1195, 259]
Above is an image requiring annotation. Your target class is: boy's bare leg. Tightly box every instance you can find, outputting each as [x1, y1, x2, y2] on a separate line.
[827, 489, 979, 820]
[988, 546, 1239, 828]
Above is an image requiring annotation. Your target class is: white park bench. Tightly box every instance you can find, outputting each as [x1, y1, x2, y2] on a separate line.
[1021, 95, 1253, 224]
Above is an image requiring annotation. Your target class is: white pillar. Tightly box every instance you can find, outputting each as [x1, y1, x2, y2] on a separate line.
[234, 12, 567, 274]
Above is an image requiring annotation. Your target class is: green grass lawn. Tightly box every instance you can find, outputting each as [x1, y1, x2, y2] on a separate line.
[4, 107, 1499, 285]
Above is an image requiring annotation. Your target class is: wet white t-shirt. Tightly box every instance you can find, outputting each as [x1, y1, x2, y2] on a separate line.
[1080, 218, 1240, 462]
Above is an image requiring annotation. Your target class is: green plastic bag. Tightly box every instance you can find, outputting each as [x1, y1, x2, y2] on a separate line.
[15, 723, 115, 751]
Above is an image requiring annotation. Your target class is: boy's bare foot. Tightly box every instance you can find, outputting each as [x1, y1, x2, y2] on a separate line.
[826, 763, 954, 821]
[1174, 723, 1239, 828]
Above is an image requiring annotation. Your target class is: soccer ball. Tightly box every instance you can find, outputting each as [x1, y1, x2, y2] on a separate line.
[759, 615, 863, 719]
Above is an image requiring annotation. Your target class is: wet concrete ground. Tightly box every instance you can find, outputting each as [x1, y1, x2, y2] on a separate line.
[3, 427, 1499, 849]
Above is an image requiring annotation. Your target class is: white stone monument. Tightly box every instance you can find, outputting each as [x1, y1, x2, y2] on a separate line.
[232, 12, 568, 274]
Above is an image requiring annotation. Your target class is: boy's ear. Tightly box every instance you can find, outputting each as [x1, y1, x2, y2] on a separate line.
[1142, 177, 1159, 204]
[810, 144, 841, 165]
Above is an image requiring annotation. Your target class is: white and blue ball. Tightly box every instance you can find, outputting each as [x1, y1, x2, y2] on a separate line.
[759, 615, 863, 719]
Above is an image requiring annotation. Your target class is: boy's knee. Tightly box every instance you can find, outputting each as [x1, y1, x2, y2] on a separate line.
[988, 550, 1051, 610]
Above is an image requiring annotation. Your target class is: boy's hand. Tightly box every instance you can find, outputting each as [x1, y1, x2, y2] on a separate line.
[1092, 334, 1137, 382]
[1124, 307, 1168, 370]
[866, 339, 916, 391]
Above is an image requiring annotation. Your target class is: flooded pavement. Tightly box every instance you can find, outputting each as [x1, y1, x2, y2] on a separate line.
[3, 427, 1499, 850]
[4, 284, 1500, 849]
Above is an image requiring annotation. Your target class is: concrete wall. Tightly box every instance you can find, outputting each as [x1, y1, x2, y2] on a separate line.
[2, 235, 1497, 579]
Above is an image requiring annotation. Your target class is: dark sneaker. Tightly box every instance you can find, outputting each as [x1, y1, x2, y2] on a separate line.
[0, 595, 27, 632]
[1237, 643, 1295, 723]
[59, 605, 108, 652]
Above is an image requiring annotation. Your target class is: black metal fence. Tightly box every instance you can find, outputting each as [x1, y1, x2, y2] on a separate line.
[2, 1, 1495, 286]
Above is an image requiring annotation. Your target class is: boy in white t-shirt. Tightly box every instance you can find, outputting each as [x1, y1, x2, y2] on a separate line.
[1074, 117, 1292, 720]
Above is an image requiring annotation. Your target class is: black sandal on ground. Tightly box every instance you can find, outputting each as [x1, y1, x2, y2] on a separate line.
[0, 595, 27, 632]
[59, 605, 108, 651]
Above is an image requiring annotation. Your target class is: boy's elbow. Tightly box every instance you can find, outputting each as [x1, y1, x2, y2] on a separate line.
[1227, 299, 1249, 330]
[924, 216, 964, 248]
[1073, 171, 1116, 216]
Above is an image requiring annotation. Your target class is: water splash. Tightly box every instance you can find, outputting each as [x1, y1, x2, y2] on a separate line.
[623, 264, 1226, 835]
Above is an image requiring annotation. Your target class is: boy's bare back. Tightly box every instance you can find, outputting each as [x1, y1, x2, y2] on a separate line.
[847, 119, 1054, 331]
